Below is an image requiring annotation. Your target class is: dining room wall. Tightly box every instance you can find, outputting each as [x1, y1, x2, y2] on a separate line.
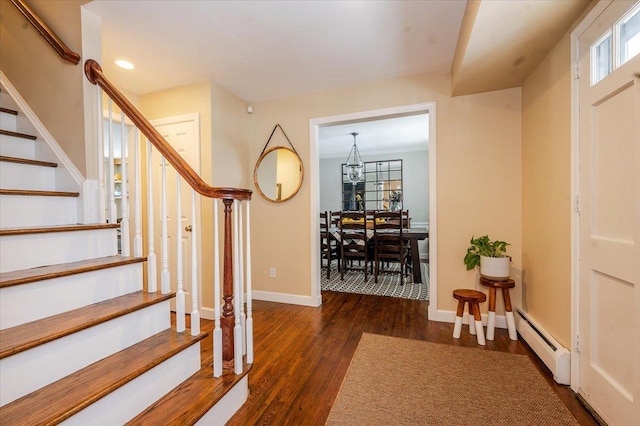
[319, 150, 428, 219]
[249, 70, 522, 316]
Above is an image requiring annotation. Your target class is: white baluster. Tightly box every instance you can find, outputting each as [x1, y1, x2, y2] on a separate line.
[133, 128, 143, 257]
[107, 100, 116, 225]
[147, 140, 157, 293]
[175, 175, 186, 333]
[238, 203, 246, 356]
[233, 199, 243, 375]
[245, 200, 253, 364]
[191, 189, 200, 335]
[119, 111, 130, 256]
[213, 199, 223, 377]
[161, 157, 170, 294]
[97, 89, 105, 223]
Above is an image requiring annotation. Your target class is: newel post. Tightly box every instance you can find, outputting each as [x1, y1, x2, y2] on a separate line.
[221, 198, 235, 369]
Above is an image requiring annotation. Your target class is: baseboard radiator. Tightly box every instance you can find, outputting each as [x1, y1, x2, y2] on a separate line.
[516, 309, 570, 385]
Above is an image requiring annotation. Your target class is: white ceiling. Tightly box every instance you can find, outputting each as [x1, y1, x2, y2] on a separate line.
[83, 0, 591, 158]
[84, 0, 467, 102]
[318, 113, 428, 160]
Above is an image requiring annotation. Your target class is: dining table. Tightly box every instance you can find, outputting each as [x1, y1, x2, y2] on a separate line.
[329, 227, 429, 283]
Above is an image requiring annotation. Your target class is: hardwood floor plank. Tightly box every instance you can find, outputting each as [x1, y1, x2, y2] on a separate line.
[225, 291, 598, 425]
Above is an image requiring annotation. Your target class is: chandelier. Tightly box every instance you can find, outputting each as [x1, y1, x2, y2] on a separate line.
[345, 132, 364, 183]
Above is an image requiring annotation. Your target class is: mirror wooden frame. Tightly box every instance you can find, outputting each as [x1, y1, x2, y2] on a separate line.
[254, 146, 304, 203]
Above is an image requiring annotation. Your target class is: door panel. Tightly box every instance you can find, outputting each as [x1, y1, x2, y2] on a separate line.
[578, 2, 640, 424]
[151, 118, 199, 312]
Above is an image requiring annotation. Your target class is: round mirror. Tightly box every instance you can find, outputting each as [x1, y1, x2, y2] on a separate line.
[254, 146, 304, 203]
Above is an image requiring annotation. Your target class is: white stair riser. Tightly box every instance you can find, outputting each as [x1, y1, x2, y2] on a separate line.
[0, 263, 143, 330]
[0, 228, 117, 273]
[0, 111, 17, 132]
[61, 344, 201, 426]
[0, 194, 78, 228]
[0, 300, 171, 406]
[0, 161, 56, 191]
[0, 134, 36, 159]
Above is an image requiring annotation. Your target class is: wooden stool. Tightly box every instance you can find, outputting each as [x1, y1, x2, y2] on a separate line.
[452, 289, 486, 345]
[479, 277, 517, 341]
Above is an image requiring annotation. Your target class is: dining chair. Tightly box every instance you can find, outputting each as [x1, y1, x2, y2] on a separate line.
[339, 210, 370, 281]
[373, 210, 407, 284]
[320, 211, 340, 279]
[329, 210, 342, 228]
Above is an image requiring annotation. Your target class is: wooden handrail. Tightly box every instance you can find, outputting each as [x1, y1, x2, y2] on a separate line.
[84, 59, 252, 201]
[11, 0, 81, 65]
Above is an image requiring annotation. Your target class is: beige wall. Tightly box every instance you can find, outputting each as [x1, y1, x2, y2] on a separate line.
[521, 33, 573, 348]
[0, 0, 87, 174]
[251, 72, 522, 314]
[140, 80, 250, 313]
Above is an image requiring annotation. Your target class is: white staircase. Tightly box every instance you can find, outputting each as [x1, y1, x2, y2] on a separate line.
[0, 84, 208, 423]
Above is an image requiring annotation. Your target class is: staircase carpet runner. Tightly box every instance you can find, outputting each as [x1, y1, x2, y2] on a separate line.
[0, 291, 175, 359]
[0, 255, 146, 288]
[0, 329, 207, 425]
[321, 263, 429, 301]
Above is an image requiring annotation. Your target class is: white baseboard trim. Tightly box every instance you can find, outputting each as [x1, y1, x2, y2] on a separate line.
[201, 307, 214, 321]
[434, 309, 508, 329]
[252, 290, 322, 307]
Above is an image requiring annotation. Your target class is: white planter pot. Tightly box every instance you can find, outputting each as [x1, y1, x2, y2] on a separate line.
[480, 256, 511, 280]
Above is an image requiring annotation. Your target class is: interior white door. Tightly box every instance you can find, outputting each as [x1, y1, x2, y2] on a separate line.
[577, 2, 640, 424]
[151, 117, 200, 313]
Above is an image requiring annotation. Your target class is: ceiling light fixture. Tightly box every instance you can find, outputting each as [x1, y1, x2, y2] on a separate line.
[115, 59, 135, 70]
[345, 132, 364, 184]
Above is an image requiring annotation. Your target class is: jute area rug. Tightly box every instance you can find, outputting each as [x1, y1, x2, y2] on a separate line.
[321, 263, 429, 301]
[326, 333, 579, 426]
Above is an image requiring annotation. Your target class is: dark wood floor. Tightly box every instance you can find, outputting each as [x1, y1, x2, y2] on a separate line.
[198, 291, 598, 425]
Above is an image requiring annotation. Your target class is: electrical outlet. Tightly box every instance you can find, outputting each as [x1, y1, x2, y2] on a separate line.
[269, 267, 276, 278]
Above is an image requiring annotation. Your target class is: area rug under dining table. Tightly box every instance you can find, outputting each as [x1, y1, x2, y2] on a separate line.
[326, 333, 579, 425]
[321, 263, 429, 301]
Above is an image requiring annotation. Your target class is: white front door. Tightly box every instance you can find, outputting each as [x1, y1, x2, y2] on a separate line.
[577, 2, 640, 424]
[151, 115, 201, 313]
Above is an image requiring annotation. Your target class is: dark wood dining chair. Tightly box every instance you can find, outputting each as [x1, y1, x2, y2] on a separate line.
[339, 210, 370, 281]
[320, 211, 340, 279]
[373, 210, 407, 284]
[330, 210, 342, 228]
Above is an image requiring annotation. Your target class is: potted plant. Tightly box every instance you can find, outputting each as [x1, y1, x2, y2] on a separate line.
[464, 235, 511, 280]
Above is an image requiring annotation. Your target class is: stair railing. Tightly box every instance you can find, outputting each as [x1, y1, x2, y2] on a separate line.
[10, 0, 81, 65]
[85, 59, 253, 376]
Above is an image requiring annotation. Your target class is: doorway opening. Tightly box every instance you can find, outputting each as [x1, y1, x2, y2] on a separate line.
[309, 102, 438, 319]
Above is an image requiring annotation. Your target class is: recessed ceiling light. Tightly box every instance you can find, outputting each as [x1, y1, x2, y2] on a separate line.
[115, 59, 134, 70]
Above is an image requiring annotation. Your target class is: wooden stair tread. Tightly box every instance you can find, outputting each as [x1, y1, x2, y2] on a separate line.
[0, 222, 118, 236]
[0, 189, 79, 198]
[0, 329, 207, 425]
[0, 155, 57, 167]
[0, 107, 18, 115]
[0, 291, 175, 359]
[0, 255, 146, 288]
[127, 362, 251, 425]
[0, 129, 37, 140]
